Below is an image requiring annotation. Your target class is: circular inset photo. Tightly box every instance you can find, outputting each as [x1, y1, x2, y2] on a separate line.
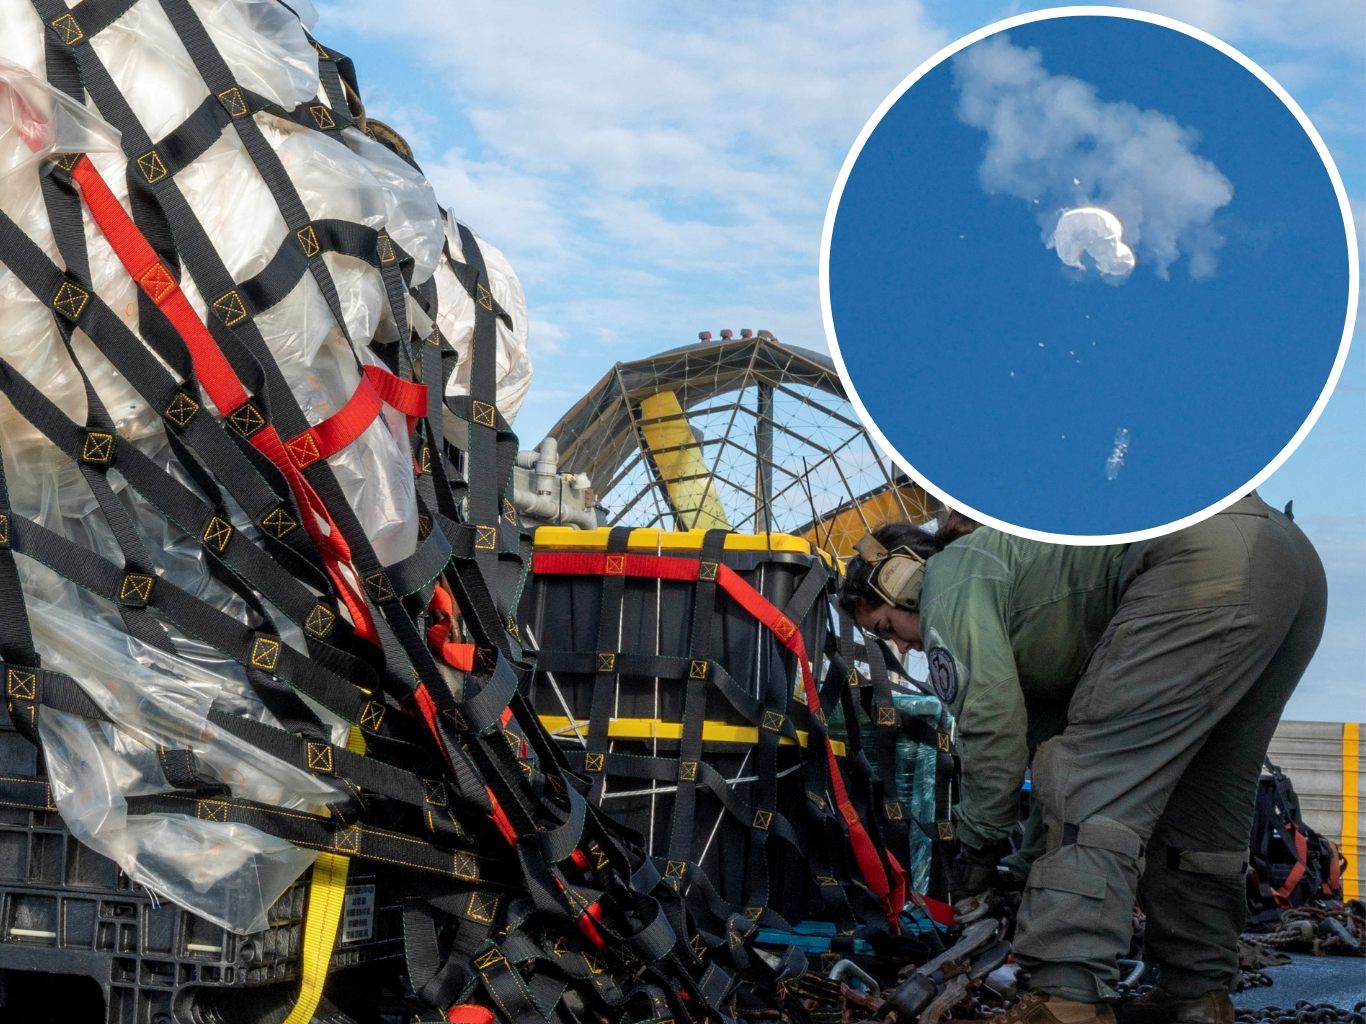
[821, 8, 1357, 542]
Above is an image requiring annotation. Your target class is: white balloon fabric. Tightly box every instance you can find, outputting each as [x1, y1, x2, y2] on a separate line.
[1050, 206, 1136, 282]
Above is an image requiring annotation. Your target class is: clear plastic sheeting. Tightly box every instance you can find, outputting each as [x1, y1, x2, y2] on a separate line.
[1050, 206, 1136, 281]
[33, 597, 344, 933]
[0, 0, 531, 932]
[0, 60, 122, 182]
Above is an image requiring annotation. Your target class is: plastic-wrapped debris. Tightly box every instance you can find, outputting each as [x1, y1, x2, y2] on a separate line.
[1051, 206, 1136, 281]
[0, 4, 925, 1022]
[0, 0, 531, 932]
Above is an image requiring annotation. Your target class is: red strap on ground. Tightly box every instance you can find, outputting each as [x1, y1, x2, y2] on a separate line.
[919, 893, 955, 926]
[447, 1005, 494, 1024]
[1325, 839, 1341, 894]
[533, 549, 906, 928]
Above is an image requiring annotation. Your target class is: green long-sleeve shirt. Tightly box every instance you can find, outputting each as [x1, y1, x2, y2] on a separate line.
[918, 530, 1127, 849]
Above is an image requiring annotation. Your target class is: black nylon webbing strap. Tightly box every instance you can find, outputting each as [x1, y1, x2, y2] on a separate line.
[158, 0, 357, 352]
[33, 5, 442, 698]
[7, 511, 397, 739]
[0, 207, 323, 577]
[661, 529, 727, 899]
[0, 451, 37, 672]
[561, 749, 805, 855]
[583, 527, 631, 802]
[0, 8, 816, 1020]
[126, 790, 491, 879]
[856, 613, 911, 857]
[306, 33, 356, 126]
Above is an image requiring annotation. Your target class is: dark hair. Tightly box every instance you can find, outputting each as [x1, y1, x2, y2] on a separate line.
[837, 512, 980, 617]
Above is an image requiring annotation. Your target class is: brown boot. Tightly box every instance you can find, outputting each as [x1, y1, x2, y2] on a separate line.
[1115, 988, 1234, 1024]
[979, 991, 1116, 1024]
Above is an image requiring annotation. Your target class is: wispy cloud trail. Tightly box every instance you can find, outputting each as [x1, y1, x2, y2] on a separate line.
[952, 35, 1234, 280]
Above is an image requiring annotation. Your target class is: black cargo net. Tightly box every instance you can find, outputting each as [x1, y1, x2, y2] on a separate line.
[0, 4, 962, 1022]
[0, 3, 701, 1021]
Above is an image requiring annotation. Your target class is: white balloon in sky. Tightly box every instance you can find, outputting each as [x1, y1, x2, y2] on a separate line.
[1051, 207, 1136, 281]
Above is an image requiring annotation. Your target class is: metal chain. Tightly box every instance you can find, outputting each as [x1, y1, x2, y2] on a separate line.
[1233, 1001, 1366, 1024]
[1253, 904, 1366, 957]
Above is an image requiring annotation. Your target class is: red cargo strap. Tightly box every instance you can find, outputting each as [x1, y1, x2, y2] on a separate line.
[447, 1006, 494, 1024]
[1273, 824, 1308, 905]
[532, 550, 906, 928]
[71, 156, 248, 411]
[1324, 838, 1342, 895]
[284, 366, 427, 469]
[426, 583, 476, 672]
[921, 893, 955, 926]
[70, 156, 432, 645]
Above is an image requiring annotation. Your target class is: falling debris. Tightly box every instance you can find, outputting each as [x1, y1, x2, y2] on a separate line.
[1052, 207, 1136, 281]
[1072, 177, 1081, 185]
[1105, 427, 1131, 481]
[1038, 341, 1045, 348]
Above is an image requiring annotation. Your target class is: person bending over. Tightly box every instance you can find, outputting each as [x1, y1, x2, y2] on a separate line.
[839, 494, 1325, 1024]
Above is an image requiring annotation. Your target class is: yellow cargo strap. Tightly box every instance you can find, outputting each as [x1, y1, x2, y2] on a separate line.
[534, 525, 813, 555]
[637, 391, 730, 531]
[1343, 721, 1360, 902]
[539, 714, 847, 758]
[283, 725, 367, 1024]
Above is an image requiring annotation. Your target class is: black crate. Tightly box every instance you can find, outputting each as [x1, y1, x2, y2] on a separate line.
[0, 703, 403, 1023]
[522, 530, 833, 920]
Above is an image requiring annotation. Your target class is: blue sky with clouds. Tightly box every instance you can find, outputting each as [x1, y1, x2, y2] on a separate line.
[314, 0, 1363, 721]
[827, 16, 1351, 537]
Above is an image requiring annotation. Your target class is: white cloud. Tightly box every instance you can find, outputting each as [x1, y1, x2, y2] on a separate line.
[527, 316, 565, 356]
[317, 0, 949, 299]
[1136, 0, 1365, 57]
[953, 35, 1235, 280]
[419, 148, 575, 279]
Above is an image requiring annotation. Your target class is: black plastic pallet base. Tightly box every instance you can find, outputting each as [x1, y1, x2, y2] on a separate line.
[0, 708, 403, 1024]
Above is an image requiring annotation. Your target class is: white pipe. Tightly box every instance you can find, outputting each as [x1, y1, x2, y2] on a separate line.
[533, 436, 559, 495]
[511, 484, 597, 529]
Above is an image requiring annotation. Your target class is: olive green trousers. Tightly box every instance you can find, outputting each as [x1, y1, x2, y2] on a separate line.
[1012, 494, 1327, 1002]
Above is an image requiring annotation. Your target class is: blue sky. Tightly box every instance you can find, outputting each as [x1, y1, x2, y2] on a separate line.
[827, 16, 1351, 536]
[314, 0, 1363, 722]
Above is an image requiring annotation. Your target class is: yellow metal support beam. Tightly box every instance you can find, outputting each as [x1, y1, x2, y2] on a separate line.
[638, 391, 730, 531]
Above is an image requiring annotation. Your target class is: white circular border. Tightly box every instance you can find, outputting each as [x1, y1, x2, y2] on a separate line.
[819, 4, 1360, 546]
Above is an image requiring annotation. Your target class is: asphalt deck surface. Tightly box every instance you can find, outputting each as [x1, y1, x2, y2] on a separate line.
[1232, 954, 1366, 1011]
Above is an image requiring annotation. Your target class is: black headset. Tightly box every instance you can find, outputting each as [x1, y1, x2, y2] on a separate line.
[853, 534, 927, 612]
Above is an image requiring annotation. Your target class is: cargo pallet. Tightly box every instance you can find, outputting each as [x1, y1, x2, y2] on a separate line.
[0, 704, 403, 1023]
